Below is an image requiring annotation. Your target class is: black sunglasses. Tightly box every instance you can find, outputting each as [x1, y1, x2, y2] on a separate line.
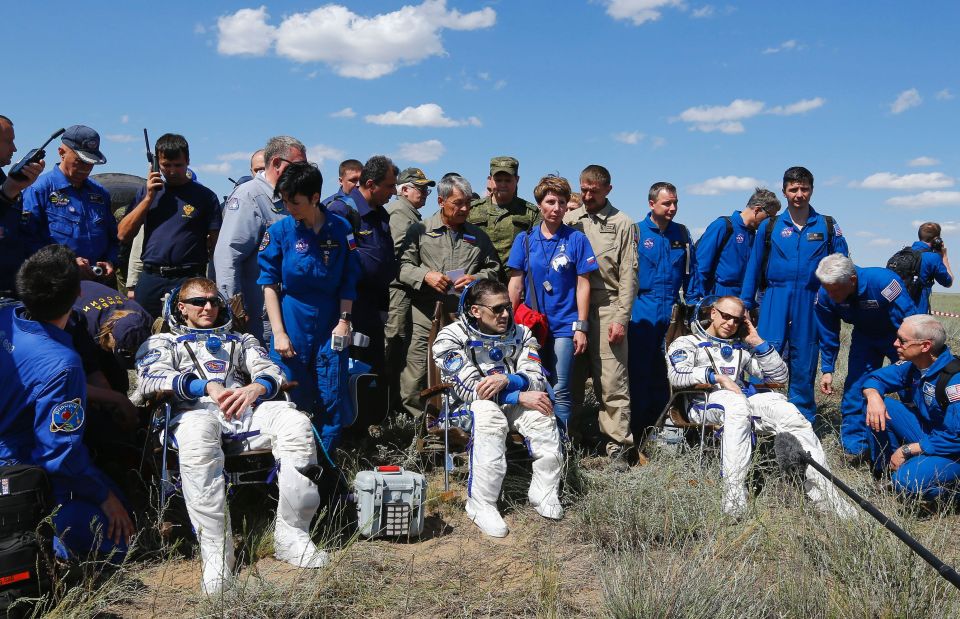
[477, 303, 512, 315]
[714, 308, 744, 324]
[181, 296, 222, 308]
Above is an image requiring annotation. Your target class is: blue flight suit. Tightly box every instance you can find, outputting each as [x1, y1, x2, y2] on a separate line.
[0, 170, 52, 296]
[0, 306, 127, 561]
[815, 267, 918, 454]
[695, 210, 755, 297]
[911, 241, 953, 314]
[740, 208, 848, 422]
[257, 212, 361, 450]
[327, 188, 397, 378]
[22, 166, 117, 265]
[863, 349, 960, 499]
[213, 172, 287, 342]
[628, 214, 703, 434]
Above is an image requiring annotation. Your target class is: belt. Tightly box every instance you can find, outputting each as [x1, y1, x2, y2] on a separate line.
[143, 263, 205, 277]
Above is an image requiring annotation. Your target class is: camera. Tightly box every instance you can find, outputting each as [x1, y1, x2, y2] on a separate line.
[931, 237, 944, 252]
[91, 265, 105, 277]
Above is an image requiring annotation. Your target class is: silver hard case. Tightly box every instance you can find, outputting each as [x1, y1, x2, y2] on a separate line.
[353, 466, 426, 538]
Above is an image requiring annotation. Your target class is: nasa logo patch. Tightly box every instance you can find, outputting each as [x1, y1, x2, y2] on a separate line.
[137, 349, 161, 367]
[295, 238, 309, 253]
[780, 228, 793, 238]
[50, 399, 85, 433]
[443, 351, 464, 372]
[204, 359, 227, 373]
[736, 233, 745, 244]
[643, 238, 655, 250]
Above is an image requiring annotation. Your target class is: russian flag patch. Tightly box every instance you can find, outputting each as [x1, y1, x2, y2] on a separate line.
[463, 233, 477, 245]
[586, 255, 596, 264]
[881, 279, 902, 302]
[346, 233, 357, 250]
[527, 350, 541, 364]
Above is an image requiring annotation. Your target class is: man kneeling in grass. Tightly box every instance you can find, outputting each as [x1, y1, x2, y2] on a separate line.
[666, 296, 855, 518]
[863, 314, 960, 501]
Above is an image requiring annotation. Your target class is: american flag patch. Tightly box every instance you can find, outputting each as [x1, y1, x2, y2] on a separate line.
[527, 350, 541, 363]
[346, 233, 357, 250]
[947, 384, 960, 403]
[586, 255, 596, 264]
[881, 279, 902, 301]
[463, 233, 477, 245]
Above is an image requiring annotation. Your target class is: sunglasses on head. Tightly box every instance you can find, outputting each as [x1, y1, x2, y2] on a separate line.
[181, 296, 222, 308]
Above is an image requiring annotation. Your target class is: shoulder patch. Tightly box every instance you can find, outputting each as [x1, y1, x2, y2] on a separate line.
[137, 349, 162, 367]
[527, 349, 541, 364]
[259, 230, 271, 251]
[50, 399, 85, 433]
[881, 279, 902, 302]
[669, 349, 688, 364]
[253, 346, 270, 359]
[946, 384, 960, 403]
[346, 233, 357, 250]
[442, 351, 465, 372]
[225, 197, 239, 211]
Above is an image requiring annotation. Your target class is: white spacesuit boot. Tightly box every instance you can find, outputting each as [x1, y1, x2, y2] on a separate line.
[515, 409, 564, 520]
[274, 463, 328, 567]
[714, 391, 752, 518]
[466, 402, 510, 537]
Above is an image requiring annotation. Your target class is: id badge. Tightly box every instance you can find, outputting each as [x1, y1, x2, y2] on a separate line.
[543, 281, 553, 292]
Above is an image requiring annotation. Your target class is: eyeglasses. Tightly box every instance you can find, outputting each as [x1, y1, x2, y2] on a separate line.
[713, 308, 744, 324]
[181, 296, 222, 308]
[411, 185, 432, 196]
[477, 303, 512, 315]
[896, 336, 925, 347]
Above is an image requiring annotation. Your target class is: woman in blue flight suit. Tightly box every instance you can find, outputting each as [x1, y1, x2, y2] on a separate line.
[258, 162, 361, 451]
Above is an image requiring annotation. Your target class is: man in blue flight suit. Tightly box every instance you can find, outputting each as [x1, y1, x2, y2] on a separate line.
[22, 125, 117, 280]
[326, 155, 398, 384]
[628, 181, 703, 437]
[258, 162, 362, 450]
[740, 166, 848, 423]
[321, 158, 362, 209]
[911, 222, 953, 314]
[213, 136, 306, 342]
[117, 134, 221, 319]
[0, 114, 48, 298]
[0, 245, 134, 560]
[695, 188, 781, 297]
[862, 314, 960, 500]
[815, 254, 918, 458]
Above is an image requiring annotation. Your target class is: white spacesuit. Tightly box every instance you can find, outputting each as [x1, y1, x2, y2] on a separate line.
[432, 313, 563, 537]
[135, 292, 327, 594]
[666, 330, 855, 518]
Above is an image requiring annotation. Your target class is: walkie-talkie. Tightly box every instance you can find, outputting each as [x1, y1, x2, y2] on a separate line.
[8, 128, 65, 180]
[144, 129, 159, 173]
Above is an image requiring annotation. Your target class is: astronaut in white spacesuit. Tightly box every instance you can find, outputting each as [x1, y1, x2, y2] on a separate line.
[135, 277, 327, 594]
[666, 295, 855, 519]
[432, 279, 563, 538]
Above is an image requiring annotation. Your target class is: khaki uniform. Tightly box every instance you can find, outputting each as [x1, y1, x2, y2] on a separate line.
[384, 196, 422, 407]
[564, 200, 638, 449]
[468, 194, 539, 267]
[398, 212, 501, 417]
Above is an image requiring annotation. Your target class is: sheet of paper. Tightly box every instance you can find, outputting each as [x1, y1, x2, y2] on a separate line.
[445, 269, 465, 294]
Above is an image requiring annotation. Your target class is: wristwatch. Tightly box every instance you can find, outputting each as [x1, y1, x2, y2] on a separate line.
[901, 444, 914, 458]
[572, 320, 588, 333]
[340, 312, 352, 322]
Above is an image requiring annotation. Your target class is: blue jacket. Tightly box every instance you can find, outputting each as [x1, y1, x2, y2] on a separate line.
[863, 348, 960, 458]
[0, 306, 110, 504]
[0, 170, 52, 295]
[633, 214, 702, 310]
[741, 207, 849, 309]
[815, 266, 918, 373]
[695, 210, 754, 296]
[22, 166, 117, 264]
[911, 241, 953, 314]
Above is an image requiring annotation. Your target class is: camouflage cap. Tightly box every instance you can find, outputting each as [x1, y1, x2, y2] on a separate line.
[489, 156, 519, 176]
[397, 167, 436, 186]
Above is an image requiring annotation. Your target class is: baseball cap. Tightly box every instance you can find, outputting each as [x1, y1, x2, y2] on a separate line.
[489, 156, 519, 176]
[398, 167, 436, 186]
[62, 125, 107, 165]
[112, 310, 152, 361]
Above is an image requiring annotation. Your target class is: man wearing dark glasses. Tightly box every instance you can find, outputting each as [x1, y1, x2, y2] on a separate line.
[666, 295, 854, 518]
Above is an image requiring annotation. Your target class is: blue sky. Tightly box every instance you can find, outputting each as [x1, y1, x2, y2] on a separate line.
[5, 1, 959, 283]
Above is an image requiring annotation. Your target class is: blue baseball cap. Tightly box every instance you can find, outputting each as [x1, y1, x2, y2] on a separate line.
[62, 125, 107, 165]
[111, 310, 152, 363]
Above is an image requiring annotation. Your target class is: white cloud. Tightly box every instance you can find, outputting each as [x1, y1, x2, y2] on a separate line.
[887, 191, 960, 208]
[867, 237, 896, 247]
[217, 6, 276, 56]
[194, 22, 207, 35]
[908, 156, 940, 167]
[216, 1, 496, 79]
[762, 39, 801, 54]
[651, 136, 667, 149]
[365, 103, 480, 127]
[120, 115, 129, 125]
[199, 162, 232, 174]
[936, 89, 954, 101]
[854, 230, 876, 238]
[105, 134, 135, 143]
[688, 175, 764, 196]
[216, 151, 254, 162]
[396, 139, 445, 163]
[855, 172, 954, 190]
[613, 131, 644, 145]
[330, 107, 356, 119]
[493, 79, 507, 90]
[602, 0, 684, 25]
[767, 97, 825, 115]
[913, 220, 960, 234]
[890, 88, 922, 114]
[675, 97, 825, 133]
[691, 5, 714, 18]
[306, 144, 345, 164]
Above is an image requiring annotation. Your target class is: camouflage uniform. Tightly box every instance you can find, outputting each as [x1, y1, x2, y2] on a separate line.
[564, 199, 638, 451]
[398, 211, 501, 417]
[467, 156, 539, 268]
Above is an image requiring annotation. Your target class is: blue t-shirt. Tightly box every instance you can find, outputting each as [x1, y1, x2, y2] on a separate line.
[506, 224, 598, 337]
[129, 180, 222, 266]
